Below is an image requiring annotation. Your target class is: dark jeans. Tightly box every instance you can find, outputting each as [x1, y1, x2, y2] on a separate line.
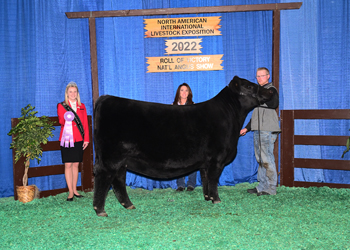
[177, 171, 197, 188]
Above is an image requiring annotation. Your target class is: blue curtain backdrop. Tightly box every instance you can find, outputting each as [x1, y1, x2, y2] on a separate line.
[280, 0, 350, 183]
[0, 0, 349, 198]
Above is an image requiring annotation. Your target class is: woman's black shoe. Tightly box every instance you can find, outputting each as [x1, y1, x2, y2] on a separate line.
[67, 197, 74, 201]
[74, 194, 84, 198]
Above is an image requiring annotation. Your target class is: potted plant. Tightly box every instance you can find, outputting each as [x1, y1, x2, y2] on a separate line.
[8, 104, 55, 203]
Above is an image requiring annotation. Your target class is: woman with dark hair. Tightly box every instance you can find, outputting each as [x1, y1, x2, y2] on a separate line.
[173, 83, 196, 191]
[57, 81, 90, 201]
[173, 83, 194, 105]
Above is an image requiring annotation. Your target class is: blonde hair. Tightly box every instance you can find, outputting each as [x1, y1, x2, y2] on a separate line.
[64, 81, 81, 106]
[256, 67, 270, 75]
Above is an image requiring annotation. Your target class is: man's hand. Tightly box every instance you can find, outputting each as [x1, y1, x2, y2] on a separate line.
[240, 128, 248, 136]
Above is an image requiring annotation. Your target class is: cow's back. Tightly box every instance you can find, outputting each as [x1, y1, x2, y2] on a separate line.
[93, 93, 239, 179]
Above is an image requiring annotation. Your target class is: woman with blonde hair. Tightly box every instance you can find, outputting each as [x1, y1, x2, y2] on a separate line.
[57, 81, 90, 201]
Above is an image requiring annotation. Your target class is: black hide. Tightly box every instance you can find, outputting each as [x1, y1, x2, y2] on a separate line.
[93, 76, 273, 216]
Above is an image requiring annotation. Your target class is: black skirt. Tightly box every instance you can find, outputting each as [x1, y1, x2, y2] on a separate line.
[60, 141, 84, 163]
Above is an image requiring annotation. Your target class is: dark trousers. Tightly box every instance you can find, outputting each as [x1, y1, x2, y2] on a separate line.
[176, 171, 197, 188]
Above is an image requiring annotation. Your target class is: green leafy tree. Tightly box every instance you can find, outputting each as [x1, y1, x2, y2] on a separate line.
[8, 104, 55, 186]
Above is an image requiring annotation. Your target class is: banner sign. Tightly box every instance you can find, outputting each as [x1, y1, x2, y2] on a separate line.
[146, 55, 223, 73]
[165, 39, 202, 54]
[144, 16, 221, 38]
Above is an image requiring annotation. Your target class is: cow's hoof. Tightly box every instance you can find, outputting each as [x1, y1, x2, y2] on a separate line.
[212, 200, 221, 204]
[97, 212, 108, 217]
[126, 205, 136, 209]
[94, 207, 108, 217]
[204, 195, 211, 201]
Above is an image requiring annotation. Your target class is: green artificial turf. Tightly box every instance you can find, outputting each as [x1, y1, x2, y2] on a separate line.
[0, 183, 349, 249]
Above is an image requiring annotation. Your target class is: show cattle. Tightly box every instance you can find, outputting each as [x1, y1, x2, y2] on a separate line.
[93, 76, 273, 217]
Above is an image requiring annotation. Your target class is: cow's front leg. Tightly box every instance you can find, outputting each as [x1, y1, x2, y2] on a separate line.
[111, 165, 135, 209]
[207, 164, 223, 204]
[200, 169, 210, 201]
[93, 166, 114, 217]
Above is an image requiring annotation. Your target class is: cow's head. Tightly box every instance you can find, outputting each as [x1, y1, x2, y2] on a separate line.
[228, 76, 274, 108]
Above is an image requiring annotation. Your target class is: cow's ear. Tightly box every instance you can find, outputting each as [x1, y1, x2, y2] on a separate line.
[229, 76, 241, 92]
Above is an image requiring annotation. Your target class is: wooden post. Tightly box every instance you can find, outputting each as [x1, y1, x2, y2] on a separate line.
[280, 110, 295, 187]
[272, 9, 281, 182]
[89, 17, 99, 109]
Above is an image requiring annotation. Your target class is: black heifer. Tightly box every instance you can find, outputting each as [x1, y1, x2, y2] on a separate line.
[93, 76, 273, 217]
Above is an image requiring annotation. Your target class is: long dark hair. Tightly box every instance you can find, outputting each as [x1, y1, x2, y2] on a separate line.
[172, 83, 194, 105]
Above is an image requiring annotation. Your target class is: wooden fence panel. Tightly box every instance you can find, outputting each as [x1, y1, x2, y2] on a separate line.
[280, 109, 350, 189]
[11, 116, 94, 200]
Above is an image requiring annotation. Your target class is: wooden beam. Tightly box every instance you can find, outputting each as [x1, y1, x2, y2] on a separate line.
[27, 165, 65, 177]
[293, 109, 350, 119]
[272, 9, 280, 91]
[81, 116, 94, 192]
[294, 158, 350, 171]
[89, 17, 99, 107]
[294, 135, 349, 146]
[66, 3, 302, 19]
[280, 110, 295, 187]
[293, 181, 350, 189]
[272, 9, 280, 183]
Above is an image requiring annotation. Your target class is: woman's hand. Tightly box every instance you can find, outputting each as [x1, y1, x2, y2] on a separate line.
[83, 141, 89, 150]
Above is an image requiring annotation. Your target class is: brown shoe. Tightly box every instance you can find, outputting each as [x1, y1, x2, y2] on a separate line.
[186, 186, 195, 191]
[176, 187, 185, 192]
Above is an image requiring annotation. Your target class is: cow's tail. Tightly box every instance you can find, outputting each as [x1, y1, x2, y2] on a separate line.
[94, 98, 101, 132]
[94, 95, 109, 132]
[93, 95, 110, 169]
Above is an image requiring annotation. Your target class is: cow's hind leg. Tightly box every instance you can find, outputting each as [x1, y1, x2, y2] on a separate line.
[111, 166, 135, 209]
[93, 166, 114, 217]
[200, 169, 210, 201]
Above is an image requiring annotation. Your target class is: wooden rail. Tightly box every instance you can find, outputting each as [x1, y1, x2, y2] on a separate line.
[280, 109, 350, 188]
[11, 116, 94, 200]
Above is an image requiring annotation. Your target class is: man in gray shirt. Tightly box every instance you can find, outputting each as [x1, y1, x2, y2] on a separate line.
[240, 67, 281, 196]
